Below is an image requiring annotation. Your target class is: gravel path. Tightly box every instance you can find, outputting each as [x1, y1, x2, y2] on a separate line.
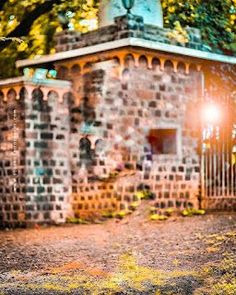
[0, 207, 235, 294]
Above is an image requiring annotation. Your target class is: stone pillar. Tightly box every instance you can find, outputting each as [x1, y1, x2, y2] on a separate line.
[24, 87, 72, 225]
[0, 89, 26, 228]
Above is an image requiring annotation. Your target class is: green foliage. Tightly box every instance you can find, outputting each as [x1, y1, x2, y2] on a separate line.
[210, 257, 236, 295]
[129, 202, 140, 211]
[149, 207, 174, 219]
[0, 0, 99, 78]
[162, 0, 236, 54]
[102, 209, 134, 220]
[115, 210, 131, 219]
[165, 208, 174, 216]
[135, 190, 155, 200]
[0, 253, 199, 294]
[102, 211, 116, 218]
[0, 228, 235, 294]
[167, 20, 189, 44]
[197, 252, 236, 294]
[149, 206, 157, 214]
[181, 208, 205, 217]
[0, 0, 235, 79]
[0, 253, 197, 294]
[150, 214, 168, 221]
[66, 217, 89, 224]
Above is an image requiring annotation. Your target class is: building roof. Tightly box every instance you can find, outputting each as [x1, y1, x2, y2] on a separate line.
[16, 37, 236, 69]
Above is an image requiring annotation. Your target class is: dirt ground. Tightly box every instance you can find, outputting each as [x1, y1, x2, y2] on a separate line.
[0, 205, 235, 295]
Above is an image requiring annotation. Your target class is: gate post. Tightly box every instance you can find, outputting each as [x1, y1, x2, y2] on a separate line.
[199, 72, 205, 210]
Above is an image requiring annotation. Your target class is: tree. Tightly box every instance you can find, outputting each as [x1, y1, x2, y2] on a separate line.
[0, 0, 235, 79]
[0, 0, 99, 78]
[162, 0, 236, 54]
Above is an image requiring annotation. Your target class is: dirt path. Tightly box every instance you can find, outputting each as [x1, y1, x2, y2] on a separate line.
[0, 208, 235, 294]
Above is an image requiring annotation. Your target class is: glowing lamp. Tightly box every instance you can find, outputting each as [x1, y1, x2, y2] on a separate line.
[202, 103, 221, 125]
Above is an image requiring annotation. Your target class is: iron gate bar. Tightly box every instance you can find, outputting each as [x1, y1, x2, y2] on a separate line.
[202, 96, 236, 203]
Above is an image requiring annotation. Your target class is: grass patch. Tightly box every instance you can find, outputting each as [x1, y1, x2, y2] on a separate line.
[181, 208, 205, 217]
[0, 253, 199, 295]
[66, 217, 90, 224]
[150, 214, 168, 221]
[135, 190, 155, 200]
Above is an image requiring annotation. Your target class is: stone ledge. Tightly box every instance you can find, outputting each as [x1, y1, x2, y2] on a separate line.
[54, 14, 205, 54]
[0, 76, 72, 89]
[16, 38, 236, 69]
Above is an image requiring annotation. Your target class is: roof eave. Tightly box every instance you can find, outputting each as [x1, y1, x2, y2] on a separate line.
[0, 76, 72, 88]
[16, 38, 236, 68]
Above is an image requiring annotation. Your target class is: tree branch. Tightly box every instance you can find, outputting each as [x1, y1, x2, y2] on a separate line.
[0, 0, 8, 12]
[0, 0, 63, 51]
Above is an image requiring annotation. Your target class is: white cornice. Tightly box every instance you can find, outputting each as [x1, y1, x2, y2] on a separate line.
[0, 76, 71, 88]
[16, 38, 236, 68]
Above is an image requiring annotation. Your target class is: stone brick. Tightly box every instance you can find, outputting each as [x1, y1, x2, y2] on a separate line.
[1, 8, 232, 228]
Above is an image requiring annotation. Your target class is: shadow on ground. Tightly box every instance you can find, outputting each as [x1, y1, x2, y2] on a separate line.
[0, 211, 235, 295]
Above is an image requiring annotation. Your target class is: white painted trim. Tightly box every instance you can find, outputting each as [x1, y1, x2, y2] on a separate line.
[0, 76, 71, 88]
[0, 76, 25, 86]
[16, 38, 236, 68]
[16, 39, 132, 68]
[130, 38, 236, 64]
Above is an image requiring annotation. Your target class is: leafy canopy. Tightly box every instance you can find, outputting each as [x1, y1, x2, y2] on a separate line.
[0, 0, 235, 79]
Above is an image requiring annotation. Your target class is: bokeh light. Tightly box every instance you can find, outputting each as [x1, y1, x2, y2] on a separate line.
[202, 103, 222, 124]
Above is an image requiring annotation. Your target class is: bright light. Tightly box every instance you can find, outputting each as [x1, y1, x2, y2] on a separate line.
[202, 103, 221, 124]
[79, 19, 98, 31]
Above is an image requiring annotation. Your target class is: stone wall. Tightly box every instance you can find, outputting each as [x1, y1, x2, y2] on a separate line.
[55, 14, 207, 54]
[68, 56, 201, 218]
[69, 63, 131, 218]
[0, 89, 26, 227]
[0, 81, 72, 227]
[24, 87, 72, 225]
[1, 57, 233, 227]
[203, 198, 236, 211]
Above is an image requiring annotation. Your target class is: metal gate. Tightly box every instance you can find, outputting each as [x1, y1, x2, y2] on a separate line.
[201, 100, 236, 200]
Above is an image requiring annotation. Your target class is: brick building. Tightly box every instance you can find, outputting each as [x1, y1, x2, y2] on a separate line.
[0, 0, 236, 227]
